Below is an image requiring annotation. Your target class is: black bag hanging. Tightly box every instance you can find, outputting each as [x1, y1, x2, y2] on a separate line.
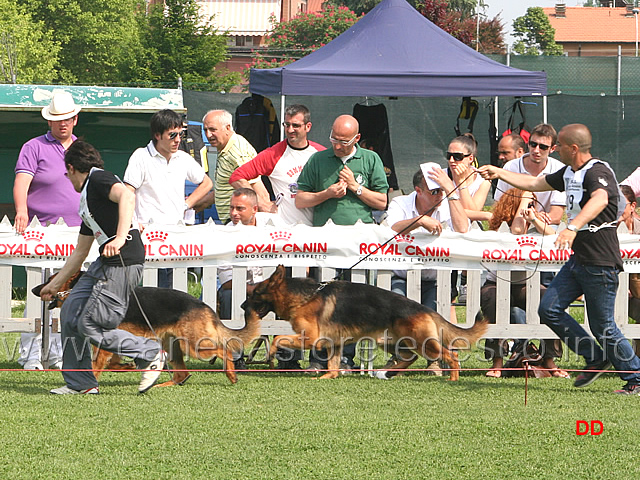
[353, 102, 399, 190]
[235, 94, 280, 153]
[502, 99, 530, 143]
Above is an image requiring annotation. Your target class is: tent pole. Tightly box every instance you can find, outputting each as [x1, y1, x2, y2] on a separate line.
[280, 95, 286, 141]
[543, 96, 547, 124]
[494, 96, 498, 137]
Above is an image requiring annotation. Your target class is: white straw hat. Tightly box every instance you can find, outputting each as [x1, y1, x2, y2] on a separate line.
[41, 91, 81, 121]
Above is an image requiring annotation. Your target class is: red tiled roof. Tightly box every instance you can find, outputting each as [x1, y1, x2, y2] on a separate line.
[543, 7, 638, 43]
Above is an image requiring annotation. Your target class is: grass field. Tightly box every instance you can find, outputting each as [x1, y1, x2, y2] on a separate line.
[0, 330, 638, 480]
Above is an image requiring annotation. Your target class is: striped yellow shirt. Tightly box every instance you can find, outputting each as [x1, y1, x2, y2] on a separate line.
[214, 133, 258, 222]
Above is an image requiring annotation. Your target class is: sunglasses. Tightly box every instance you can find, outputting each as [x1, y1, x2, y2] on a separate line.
[528, 140, 551, 151]
[283, 121, 305, 129]
[429, 188, 442, 196]
[329, 133, 358, 146]
[446, 151, 472, 162]
[168, 131, 181, 140]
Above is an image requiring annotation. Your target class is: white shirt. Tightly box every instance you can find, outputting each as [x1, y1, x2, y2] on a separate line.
[124, 141, 207, 225]
[495, 155, 566, 213]
[386, 191, 457, 281]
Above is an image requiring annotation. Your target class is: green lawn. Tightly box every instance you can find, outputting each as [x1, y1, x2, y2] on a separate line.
[0, 332, 637, 480]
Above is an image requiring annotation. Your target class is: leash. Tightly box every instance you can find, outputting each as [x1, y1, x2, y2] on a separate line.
[118, 252, 163, 345]
[333, 169, 480, 281]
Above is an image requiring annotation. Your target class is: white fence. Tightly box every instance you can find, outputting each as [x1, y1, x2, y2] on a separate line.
[2, 264, 640, 342]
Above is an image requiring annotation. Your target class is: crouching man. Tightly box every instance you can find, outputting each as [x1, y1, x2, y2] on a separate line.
[39, 141, 166, 395]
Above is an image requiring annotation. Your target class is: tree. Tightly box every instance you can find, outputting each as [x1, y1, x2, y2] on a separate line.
[417, 0, 505, 54]
[17, 0, 146, 84]
[512, 7, 563, 56]
[248, 6, 360, 70]
[0, 0, 60, 83]
[138, 0, 239, 90]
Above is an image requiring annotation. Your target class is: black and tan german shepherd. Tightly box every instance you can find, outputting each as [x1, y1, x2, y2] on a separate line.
[242, 265, 488, 380]
[33, 273, 261, 386]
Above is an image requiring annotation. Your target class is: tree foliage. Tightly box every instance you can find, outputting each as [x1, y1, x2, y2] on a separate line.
[138, 0, 239, 89]
[11, 0, 237, 89]
[417, 0, 505, 54]
[248, 5, 360, 71]
[17, 0, 146, 84]
[0, 0, 60, 83]
[513, 7, 563, 56]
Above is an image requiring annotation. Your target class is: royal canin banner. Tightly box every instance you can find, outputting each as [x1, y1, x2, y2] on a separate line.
[2, 220, 640, 272]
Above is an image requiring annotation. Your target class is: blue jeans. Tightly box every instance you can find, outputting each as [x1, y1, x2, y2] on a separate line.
[539, 256, 640, 384]
[391, 276, 436, 310]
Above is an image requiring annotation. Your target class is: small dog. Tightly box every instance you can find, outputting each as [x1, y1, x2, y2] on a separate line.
[242, 265, 488, 380]
[33, 273, 261, 386]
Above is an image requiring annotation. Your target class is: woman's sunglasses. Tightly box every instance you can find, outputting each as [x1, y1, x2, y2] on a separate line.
[446, 152, 472, 161]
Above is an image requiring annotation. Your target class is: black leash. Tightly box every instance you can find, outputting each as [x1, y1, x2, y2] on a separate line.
[333, 169, 479, 281]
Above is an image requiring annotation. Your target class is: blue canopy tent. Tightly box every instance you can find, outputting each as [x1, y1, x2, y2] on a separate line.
[249, 0, 547, 98]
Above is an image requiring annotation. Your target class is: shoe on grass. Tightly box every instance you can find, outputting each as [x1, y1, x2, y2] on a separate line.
[573, 360, 611, 388]
[614, 383, 640, 395]
[50, 385, 99, 395]
[138, 350, 167, 393]
[24, 360, 43, 370]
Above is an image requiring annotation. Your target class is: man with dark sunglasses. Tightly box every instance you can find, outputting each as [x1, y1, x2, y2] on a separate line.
[479, 123, 640, 395]
[495, 123, 566, 226]
[124, 109, 213, 287]
[376, 166, 469, 379]
[229, 104, 325, 226]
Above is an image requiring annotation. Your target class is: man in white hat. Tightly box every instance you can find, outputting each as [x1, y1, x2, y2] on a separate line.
[13, 90, 82, 370]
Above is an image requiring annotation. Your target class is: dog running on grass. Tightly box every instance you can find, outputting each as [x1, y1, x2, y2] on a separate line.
[242, 265, 488, 380]
[33, 273, 261, 386]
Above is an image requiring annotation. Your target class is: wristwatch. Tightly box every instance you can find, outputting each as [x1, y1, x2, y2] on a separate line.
[567, 224, 578, 232]
[448, 192, 460, 201]
[356, 185, 363, 196]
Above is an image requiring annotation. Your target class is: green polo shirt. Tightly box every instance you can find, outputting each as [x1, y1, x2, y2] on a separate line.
[297, 145, 389, 226]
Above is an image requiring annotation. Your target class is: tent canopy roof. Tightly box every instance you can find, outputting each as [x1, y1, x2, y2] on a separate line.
[250, 0, 547, 98]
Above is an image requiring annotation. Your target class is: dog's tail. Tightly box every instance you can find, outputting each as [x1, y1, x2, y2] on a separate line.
[218, 310, 263, 355]
[435, 313, 489, 350]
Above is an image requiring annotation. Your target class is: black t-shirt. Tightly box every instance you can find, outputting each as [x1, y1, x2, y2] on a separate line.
[79, 169, 145, 266]
[545, 160, 622, 269]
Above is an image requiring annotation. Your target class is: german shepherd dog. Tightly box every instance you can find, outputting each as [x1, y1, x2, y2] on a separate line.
[33, 273, 261, 386]
[242, 265, 488, 380]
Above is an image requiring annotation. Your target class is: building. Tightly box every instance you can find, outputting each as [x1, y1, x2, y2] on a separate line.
[544, 3, 640, 56]
[197, 0, 324, 72]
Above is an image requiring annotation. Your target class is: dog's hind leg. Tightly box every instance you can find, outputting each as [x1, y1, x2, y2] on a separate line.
[158, 336, 191, 387]
[420, 338, 461, 381]
[221, 349, 238, 384]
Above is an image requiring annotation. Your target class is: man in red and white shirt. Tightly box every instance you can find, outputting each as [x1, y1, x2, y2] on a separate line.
[229, 104, 325, 226]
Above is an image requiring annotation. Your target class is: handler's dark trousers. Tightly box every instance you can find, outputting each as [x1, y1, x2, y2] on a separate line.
[59, 258, 161, 391]
[539, 257, 640, 385]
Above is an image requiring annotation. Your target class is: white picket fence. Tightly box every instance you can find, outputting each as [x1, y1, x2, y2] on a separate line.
[2, 264, 640, 342]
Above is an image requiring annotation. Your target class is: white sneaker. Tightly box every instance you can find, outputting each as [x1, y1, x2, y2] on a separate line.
[24, 360, 43, 370]
[50, 385, 99, 395]
[138, 350, 167, 393]
[51, 360, 63, 370]
[374, 370, 390, 380]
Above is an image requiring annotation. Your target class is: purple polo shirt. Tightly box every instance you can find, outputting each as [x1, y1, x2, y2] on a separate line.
[15, 132, 82, 226]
